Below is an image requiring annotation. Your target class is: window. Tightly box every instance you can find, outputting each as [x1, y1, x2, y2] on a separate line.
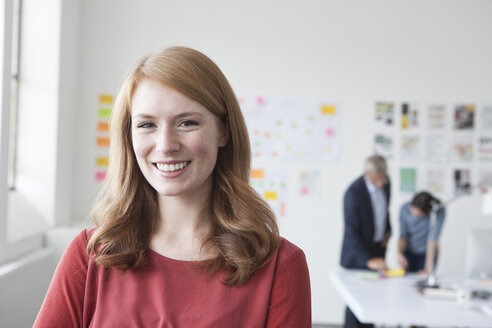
[0, 0, 43, 264]
[1, 0, 77, 264]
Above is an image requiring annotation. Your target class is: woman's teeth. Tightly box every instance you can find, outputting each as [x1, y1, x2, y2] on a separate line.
[156, 162, 188, 172]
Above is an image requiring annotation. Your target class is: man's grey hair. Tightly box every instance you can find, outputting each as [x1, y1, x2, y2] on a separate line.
[364, 154, 387, 175]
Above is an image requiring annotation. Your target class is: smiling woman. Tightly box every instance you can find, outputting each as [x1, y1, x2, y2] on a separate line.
[34, 47, 311, 327]
[131, 80, 228, 200]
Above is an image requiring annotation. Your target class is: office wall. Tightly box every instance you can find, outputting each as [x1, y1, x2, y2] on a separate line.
[69, 0, 492, 323]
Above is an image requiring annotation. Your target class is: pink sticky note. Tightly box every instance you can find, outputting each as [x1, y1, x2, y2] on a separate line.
[300, 187, 309, 195]
[325, 128, 334, 137]
[95, 171, 107, 182]
[257, 97, 265, 105]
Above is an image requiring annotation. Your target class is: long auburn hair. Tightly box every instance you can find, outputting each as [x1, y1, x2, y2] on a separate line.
[87, 47, 279, 286]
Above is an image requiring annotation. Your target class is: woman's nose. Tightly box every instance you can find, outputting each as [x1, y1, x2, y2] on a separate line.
[156, 127, 180, 154]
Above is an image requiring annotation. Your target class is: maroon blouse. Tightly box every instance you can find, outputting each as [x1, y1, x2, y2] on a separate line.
[34, 229, 311, 327]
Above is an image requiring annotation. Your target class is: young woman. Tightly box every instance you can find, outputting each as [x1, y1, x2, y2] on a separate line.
[398, 191, 446, 274]
[34, 47, 311, 327]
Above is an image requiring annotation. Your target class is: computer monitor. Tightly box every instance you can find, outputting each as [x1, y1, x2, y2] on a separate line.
[465, 229, 492, 279]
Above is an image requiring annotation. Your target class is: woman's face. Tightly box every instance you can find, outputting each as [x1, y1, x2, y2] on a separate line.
[131, 79, 228, 199]
[410, 205, 425, 218]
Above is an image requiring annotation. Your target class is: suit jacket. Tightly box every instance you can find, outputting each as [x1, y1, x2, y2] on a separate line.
[340, 175, 391, 269]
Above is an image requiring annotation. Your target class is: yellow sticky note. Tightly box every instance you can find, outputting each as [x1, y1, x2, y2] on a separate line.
[321, 105, 336, 115]
[96, 157, 109, 167]
[383, 269, 405, 277]
[99, 94, 113, 104]
[264, 191, 278, 200]
[251, 169, 265, 179]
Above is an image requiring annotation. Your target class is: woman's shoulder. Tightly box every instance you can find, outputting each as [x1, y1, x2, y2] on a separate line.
[275, 237, 307, 266]
[63, 227, 97, 257]
[74, 227, 97, 244]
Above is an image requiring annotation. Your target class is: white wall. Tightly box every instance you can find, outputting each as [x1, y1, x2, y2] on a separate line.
[66, 0, 492, 324]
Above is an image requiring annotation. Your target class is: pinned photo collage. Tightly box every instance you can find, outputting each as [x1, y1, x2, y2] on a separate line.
[374, 102, 492, 196]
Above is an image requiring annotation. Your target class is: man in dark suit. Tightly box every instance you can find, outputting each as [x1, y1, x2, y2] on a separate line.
[340, 154, 391, 328]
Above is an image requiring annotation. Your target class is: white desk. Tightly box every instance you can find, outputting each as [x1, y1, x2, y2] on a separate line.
[330, 270, 492, 327]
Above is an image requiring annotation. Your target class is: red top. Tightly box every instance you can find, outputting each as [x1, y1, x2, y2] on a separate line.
[34, 229, 311, 327]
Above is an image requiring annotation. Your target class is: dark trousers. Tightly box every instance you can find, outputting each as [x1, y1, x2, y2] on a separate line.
[344, 307, 374, 328]
[404, 249, 426, 272]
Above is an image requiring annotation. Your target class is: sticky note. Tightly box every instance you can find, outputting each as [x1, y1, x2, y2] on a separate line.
[257, 97, 265, 105]
[280, 202, 286, 216]
[382, 269, 406, 277]
[98, 108, 112, 119]
[305, 130, 312, 136]
[97, 122, 110, 132]
[99, 94, 113, 104]
[325, 128, 334, 137]
[264, 191, 278, 200]
[321, 105, 336, 115]
[251, 169, 265, 179]
[301, 187, 309, 195]
[97, 137, 110, 147]
[94, 171, 107, 182]
[356, 272, 381, 280]
[276, 120, 283, 126]
[308, 115, 314, 122]
[96, 157, 109, 167]
[271, 152, 278, 158]
[254, 152, 261, 158]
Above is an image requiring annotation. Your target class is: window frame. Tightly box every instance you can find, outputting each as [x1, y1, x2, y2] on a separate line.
[0, 0, 43, 264]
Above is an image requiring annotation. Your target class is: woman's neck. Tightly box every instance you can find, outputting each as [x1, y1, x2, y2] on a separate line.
[150, 191, 214, 261]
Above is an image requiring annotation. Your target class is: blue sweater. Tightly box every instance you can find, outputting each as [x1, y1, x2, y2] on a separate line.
[399, 202, 446, 254]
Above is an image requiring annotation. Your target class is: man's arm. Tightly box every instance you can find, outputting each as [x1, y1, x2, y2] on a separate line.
[397, 239, 408, 269]
[341, 190, 374, 269]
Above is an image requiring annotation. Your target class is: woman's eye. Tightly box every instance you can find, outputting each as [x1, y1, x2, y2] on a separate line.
[179, 120, 198, 127]
[137, 122, 156, 128]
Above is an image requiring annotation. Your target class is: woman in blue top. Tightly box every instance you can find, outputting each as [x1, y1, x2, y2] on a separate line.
[398, 191, 446, 274]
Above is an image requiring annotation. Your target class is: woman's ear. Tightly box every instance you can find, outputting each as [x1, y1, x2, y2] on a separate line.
[219, 118, 230, 147]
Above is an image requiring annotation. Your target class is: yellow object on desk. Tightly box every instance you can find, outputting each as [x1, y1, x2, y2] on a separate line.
[382, 269, 406, 277]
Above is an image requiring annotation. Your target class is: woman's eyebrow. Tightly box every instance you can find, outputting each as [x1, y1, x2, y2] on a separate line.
[132, 113, 155, 120]
[132, 112, 205, 120]
[174, 112, 205, 119]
